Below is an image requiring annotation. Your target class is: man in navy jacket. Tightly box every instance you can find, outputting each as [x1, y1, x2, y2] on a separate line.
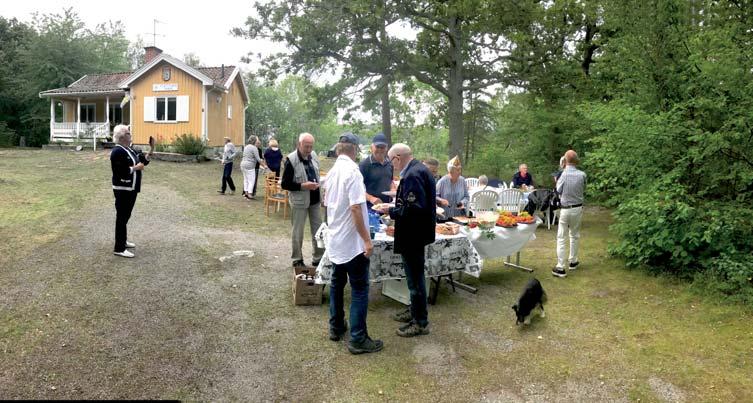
[110, 124, 151, 258]
[376, 143, 436, 337]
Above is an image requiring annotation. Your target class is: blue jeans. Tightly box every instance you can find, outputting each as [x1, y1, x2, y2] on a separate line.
[221, 162, 235, 192]
[329, 253, 370, 343]
[402, 250, 429, 327]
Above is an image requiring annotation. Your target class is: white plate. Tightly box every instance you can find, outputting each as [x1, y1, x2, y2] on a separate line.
[381, 190, 397, 197]
[372, 203, 394, 211]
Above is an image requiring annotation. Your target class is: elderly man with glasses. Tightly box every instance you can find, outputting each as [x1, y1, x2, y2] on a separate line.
[375, 143, 436, 337]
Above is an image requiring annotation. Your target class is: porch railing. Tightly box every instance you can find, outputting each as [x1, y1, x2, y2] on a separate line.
[51, 122, 110, 142]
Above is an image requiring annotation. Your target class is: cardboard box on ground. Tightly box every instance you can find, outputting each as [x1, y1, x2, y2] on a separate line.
[293, 266, 324, 305]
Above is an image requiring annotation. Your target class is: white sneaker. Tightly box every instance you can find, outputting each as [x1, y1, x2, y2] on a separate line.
[114, 250, 135, 258]
[125, 241, 136, 248]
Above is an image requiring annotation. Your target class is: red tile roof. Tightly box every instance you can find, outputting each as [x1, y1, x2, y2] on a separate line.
[198, 66, 237, 85]
[40, 63, 240, 96]
[40, 72, 132, 95]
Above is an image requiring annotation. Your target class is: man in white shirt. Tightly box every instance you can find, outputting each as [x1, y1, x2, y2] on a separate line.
[552, 149, 587, 278]
[323, 132, 382, 355]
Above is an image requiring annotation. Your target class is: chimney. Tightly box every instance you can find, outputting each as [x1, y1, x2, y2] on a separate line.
[221, 64, 225, 78]
[143, 46, 163, 65]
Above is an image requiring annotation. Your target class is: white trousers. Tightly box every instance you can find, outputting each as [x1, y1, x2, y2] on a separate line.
[556, 206, 583, 269]
[241, 165, 257, 195]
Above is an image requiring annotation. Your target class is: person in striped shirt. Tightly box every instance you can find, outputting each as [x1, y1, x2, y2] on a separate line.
[552, 150, 587, 278]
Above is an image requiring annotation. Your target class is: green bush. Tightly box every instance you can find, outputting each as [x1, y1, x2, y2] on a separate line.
[694, 253, 753, 305]
[0, 121, 18, 147]
[173, 133, 206, 155]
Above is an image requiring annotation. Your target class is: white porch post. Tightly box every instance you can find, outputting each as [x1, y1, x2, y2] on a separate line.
[76, 97, 81, 139]
[49, 98, 55, 143]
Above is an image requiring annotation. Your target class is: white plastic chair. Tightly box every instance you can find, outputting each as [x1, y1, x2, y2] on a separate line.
[498, 182, 508, 189]
[465, 177, 479, 189]
[497, 189, 523, 214]
[470, 189, 499, 212]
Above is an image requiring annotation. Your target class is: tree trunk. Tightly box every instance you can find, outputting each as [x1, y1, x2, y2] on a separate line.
[447, 15, 464, 159]
[380, 78, 392, 145]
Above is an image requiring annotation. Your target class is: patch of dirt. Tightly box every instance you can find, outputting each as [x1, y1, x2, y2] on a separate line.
[478, 388, 524, 402]
[413, 342, 466, 383]
[648, 376, 686, 402]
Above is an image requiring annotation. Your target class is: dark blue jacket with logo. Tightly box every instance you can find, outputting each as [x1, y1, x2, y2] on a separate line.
[389, 159, 436, 254]
[110, 144, 149, 193]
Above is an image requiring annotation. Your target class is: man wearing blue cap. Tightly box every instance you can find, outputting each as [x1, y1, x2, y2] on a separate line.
[359, 132, 395, 207]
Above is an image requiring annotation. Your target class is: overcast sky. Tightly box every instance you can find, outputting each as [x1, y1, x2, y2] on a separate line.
[3, 0, 284, 70]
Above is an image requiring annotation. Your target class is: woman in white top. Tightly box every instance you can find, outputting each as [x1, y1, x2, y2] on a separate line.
[240, 135, 267, 199]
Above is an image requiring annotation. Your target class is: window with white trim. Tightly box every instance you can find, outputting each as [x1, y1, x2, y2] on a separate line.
[155, 97, 177, 122]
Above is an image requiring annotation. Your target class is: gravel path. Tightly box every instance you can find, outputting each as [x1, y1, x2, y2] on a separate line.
[0, 179, 320, 400]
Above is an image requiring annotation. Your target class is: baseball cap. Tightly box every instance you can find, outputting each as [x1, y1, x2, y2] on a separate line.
[372, 132, 388, 146]
[338, 132, 359, 145]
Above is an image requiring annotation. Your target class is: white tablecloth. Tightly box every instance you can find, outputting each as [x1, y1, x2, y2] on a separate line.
[462, 218, 540, 259]
[314, 226, 482, 285]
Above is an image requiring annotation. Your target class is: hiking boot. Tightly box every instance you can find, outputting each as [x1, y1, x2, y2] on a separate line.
[292, 260, 306, 270]
[329, 324, 347, 342]
[391, 308, 412, 323]
[552, 267, 567, 278]
[569, 261, 580, 270]
[347, 337, 384, 354]
[217, 190, 225, 195]
[396, 322, 430, 338]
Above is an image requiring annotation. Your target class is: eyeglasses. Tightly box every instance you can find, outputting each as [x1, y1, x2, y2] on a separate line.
[374, 144, 387, 149]
[390, 154, 400, 163]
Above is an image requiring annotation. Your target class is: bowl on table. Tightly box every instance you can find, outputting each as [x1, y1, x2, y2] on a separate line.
[475, 211, 499, 230]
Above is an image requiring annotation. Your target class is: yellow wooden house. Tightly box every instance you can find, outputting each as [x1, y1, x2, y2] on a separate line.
[39, 47, 248, 148]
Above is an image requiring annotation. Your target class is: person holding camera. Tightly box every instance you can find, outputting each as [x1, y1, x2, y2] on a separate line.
[110, 124, 152, 258]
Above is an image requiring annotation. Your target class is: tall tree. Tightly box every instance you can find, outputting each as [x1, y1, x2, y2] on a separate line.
[235, 0, 401, 144]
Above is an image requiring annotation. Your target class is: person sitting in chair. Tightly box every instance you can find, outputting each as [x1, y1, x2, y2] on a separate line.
[512, 164, 534, 188]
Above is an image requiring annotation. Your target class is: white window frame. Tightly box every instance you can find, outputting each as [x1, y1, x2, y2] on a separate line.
[227, 104, 232, 119]
[80, 103, 96, 123]
[155, 96, 177, 123]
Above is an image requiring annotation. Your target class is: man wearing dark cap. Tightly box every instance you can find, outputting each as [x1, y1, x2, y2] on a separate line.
[359, 132, 395, 207]
[323, 132, 382, 354]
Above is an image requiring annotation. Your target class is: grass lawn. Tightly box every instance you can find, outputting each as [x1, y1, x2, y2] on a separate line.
[0, 148, 751, 401]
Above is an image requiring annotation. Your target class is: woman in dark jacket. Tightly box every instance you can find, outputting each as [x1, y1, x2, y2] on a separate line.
[263, 138, 284, 178]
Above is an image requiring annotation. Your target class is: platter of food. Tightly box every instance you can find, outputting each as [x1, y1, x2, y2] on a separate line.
[514, 211, 536, 224]
[435, 222, 460, 235]
[452, 216, 471, 224]
[496, 212, 518, 228]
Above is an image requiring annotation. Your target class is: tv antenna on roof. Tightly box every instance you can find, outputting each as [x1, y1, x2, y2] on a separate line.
[144, 19, 166, 47]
